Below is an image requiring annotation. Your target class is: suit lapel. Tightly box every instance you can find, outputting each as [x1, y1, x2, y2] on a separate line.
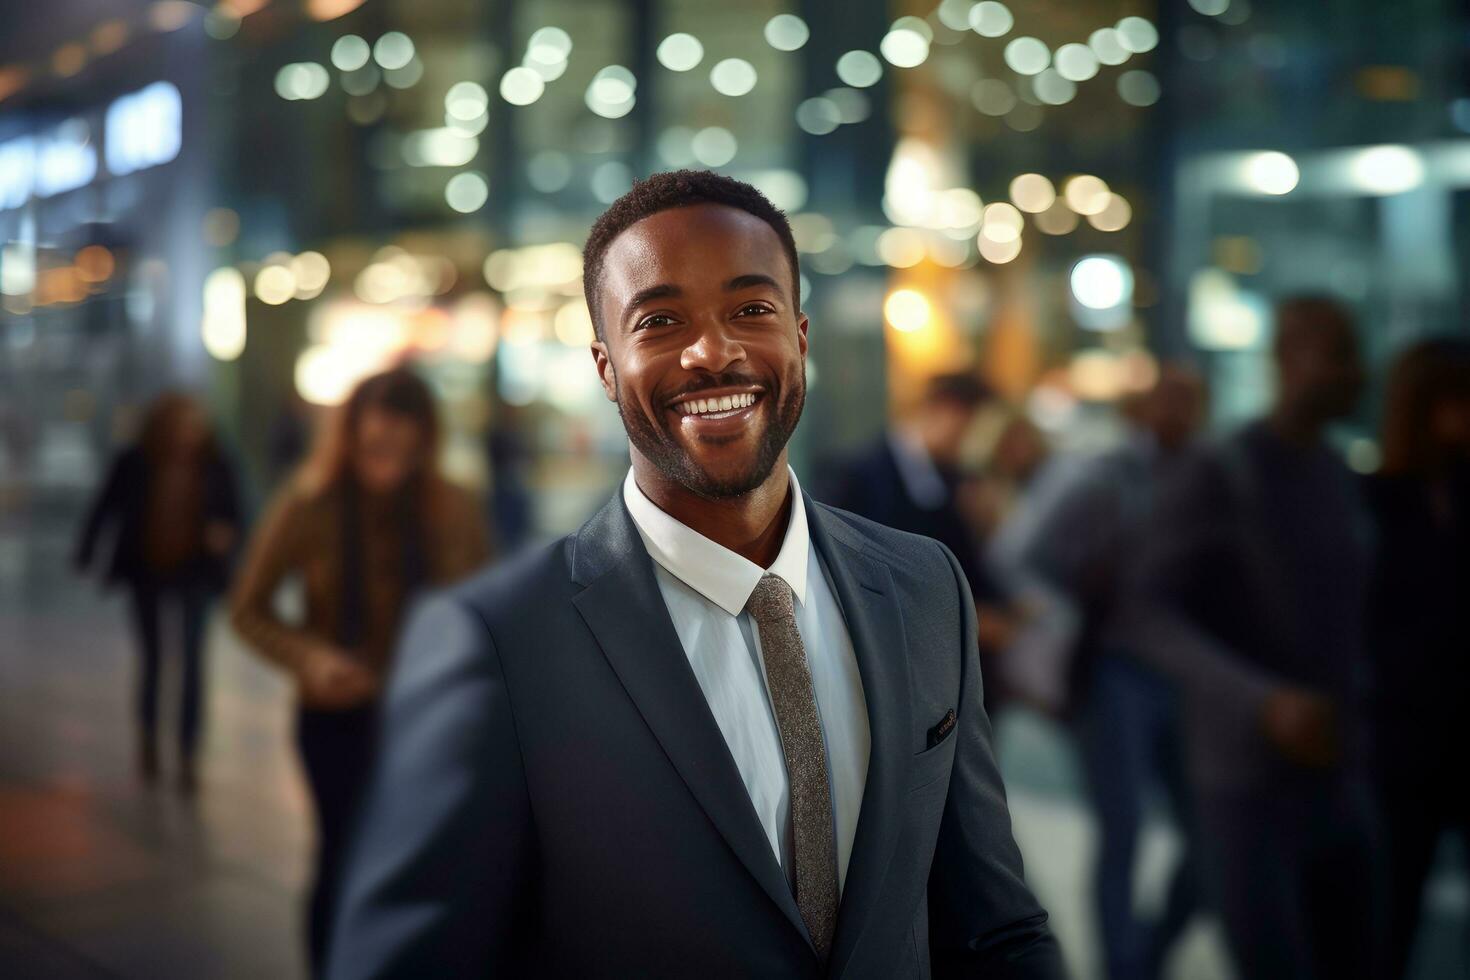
[569, 496, 813, 950]
[806, 500, 913, 979]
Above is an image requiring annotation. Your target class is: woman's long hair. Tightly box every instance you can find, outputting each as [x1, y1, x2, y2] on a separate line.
[297, 367, 442, 500]
[1380, 337, 1470, 476]
[297, 368, 443, 647]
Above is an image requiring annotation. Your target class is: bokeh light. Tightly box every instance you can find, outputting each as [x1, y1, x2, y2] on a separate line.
[836, 50, 884, 88]
[710, 59, 758, 97]
[1089, 28, 1130, 65]
[446, 172, 489, 213]
[1087, 194, 1133, 232]
[500, 67, 545, 106]
[1063, 174, 1111, 214]
[1243, 151, 1299, 194]
[764, 15, 809, 52]
[881, 26, 930, 69]
[372, 32, 415, 71]
[1116, 17, 1159, 54]
[691, 127, 737, 166]
[884, 289, 931, 332]
[1055, 43, 1100, 82]
[1118, 70, 1161, 107]
[1004, 37, 1050, 76]
[657, 33, 704, 72]
[1071, 255, 1133, 309]
[1009, 173, 1056, 213]
[331, 35, 370, 72]
[970, 2, 1014, 38]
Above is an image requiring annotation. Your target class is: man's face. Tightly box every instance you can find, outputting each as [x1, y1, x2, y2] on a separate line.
[1284, 321, 1364, 422]
[591, 204, 808, 499]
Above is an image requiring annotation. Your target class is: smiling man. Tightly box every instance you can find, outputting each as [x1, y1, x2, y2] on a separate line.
[327, 171, 1061, 979]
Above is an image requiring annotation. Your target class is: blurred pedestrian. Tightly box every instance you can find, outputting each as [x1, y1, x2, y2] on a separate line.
[827, 373, 1020, 711]
[229, 367, 489, 977]
[1122, 297, 1379, 979]
[486, 403, 534, 555]
[993, 367, 1206, 980]
[1367, 337, 1470, 979]
[74, 392, 242, 793]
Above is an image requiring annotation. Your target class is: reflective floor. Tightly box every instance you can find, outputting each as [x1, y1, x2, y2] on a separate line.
[0, 535, 1462, 979]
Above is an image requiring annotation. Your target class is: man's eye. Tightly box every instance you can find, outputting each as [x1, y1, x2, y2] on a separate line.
[638, 314, 676, 330]
[737, 304, 774, 316]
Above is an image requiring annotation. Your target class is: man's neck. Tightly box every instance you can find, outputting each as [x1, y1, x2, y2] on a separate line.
[630, 452, 793, 569]
[1267, 401, 1326, 448]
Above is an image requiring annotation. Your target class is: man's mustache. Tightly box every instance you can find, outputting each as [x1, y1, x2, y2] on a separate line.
[663, 373, 770, 407]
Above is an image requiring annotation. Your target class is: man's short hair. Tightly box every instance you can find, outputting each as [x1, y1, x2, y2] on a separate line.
[581, 169, 801, 340]
[923, 372, 994, 410]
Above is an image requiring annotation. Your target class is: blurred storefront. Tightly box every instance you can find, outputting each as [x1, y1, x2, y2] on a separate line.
[0, 4, 212, 586]
[3, 0, 1469, 555]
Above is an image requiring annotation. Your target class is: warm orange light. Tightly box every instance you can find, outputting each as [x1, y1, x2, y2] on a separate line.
[75, 246, 115, 284]
[307, 0, 368, 21]
[52, 44, 88, 78]
[90, 21, 129, 57]
[0, 67, 29, 103]
[222, 0, 272, 16]
[149, 2, 198, 32]
[37, 267, 87, 306]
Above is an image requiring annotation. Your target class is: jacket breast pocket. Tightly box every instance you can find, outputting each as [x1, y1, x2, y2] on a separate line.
[907, 735, 957, 793]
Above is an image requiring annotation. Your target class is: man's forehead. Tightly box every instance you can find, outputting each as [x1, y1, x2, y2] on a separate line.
[601, 204, 786, 290]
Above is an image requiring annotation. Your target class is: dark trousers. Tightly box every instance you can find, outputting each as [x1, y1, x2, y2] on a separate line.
[1376, 720, 1470, 980]
[296, 704, 379, 978]
[1076, 655, 1199, 980]
[1197, 775, 1381, 980]
[127, 582, 209, 759]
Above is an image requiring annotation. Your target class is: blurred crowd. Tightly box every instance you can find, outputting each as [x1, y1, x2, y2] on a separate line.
[71, 296, 1469, 979]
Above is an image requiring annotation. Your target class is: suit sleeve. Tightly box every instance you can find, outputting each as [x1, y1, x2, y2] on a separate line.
[327, 592, 534, 979]
[928, 542, 1066, 980]
[1111, 449, 1278, 738]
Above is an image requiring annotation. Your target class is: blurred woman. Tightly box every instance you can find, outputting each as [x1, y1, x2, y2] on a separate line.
[75, 393, 242, 793]
[229, 368, 490, 976]
[1367, 337, 1470, 979]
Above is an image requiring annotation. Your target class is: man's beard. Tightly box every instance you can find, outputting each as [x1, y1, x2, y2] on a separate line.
[617, 369, 805, 500]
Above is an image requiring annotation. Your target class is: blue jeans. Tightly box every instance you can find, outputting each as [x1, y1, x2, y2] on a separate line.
[127, 581, 209, 759]
[1076, 654, 1199, 980]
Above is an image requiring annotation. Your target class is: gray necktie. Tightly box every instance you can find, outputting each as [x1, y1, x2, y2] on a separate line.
[746, 573, 838, 959]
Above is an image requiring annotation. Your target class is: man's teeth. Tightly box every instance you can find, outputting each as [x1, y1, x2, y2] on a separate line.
[678, 392, 757, 416]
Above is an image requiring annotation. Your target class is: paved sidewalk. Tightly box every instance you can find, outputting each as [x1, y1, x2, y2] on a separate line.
[0, 559, 1460, 979]
[0, 582, 308, 980]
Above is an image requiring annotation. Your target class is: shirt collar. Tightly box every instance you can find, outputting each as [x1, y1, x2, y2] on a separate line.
[622, 465, 810, 617]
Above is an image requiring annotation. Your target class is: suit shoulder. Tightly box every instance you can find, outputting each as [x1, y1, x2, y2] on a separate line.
[812, 501, 955, 577]
[441, 535, 574, 630]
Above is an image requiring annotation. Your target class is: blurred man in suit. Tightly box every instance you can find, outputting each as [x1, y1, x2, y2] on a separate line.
[828, 374, 1019, 714]
[328, 170, 1061, 979]
[1123, 297, 1379, 979]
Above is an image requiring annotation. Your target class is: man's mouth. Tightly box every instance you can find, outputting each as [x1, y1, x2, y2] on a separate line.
[670, 390, 762, 421]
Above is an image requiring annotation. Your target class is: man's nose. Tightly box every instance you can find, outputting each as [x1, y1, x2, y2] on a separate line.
[680, 318, 746, 374]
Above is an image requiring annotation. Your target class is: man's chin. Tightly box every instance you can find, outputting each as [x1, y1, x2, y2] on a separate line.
[679, 457, 781, 500]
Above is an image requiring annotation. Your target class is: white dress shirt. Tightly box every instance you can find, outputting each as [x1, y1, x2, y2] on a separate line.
[622, 467, 870, 893]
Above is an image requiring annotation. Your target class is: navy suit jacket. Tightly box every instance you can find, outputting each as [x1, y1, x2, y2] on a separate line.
[328, 491, 1062, 979]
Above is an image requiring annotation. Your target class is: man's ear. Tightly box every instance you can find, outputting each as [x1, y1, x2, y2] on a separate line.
[591, 340, 618, 402]
[797, 312, 809, 361]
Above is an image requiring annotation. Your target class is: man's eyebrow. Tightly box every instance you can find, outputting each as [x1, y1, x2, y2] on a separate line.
[726, 273, 781, 293]
[621, 283, 681, 323]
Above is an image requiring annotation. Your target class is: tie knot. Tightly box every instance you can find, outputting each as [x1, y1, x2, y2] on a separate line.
[746, 573, 794, 623]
